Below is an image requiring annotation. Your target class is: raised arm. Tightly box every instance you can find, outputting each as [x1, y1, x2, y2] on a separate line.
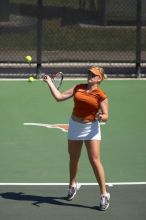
[43, 75, 75, 101]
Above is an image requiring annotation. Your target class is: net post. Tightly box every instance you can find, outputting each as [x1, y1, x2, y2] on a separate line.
[135, 0, 142, 78]
[36, 0, 43, 78]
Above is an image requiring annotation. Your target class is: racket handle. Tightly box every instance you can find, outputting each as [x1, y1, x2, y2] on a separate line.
[43, 75, 47, 80]
[41, 74, 47, 80]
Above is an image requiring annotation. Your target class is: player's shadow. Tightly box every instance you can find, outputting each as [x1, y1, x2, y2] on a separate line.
[0, 192, 101, 210]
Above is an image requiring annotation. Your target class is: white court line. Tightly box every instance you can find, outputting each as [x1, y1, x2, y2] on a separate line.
[0, 78, 146, 81]
[0, 182, 146, 186]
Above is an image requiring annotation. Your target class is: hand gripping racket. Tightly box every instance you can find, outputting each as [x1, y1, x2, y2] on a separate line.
[42, 72, 64, 90]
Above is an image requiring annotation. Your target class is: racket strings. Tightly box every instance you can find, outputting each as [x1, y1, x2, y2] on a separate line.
[41, 71, 63, 89]
[52, 72, 63, 89]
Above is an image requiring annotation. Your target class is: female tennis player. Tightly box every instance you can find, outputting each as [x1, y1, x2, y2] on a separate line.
[43, 66, 110, 211]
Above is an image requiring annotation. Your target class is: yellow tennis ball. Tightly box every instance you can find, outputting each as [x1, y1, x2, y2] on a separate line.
[28, 76, 34, 82]
[25, 55, 32, 62]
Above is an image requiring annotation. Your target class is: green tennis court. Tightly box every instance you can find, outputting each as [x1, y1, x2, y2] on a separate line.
[0, 79, 146, 219]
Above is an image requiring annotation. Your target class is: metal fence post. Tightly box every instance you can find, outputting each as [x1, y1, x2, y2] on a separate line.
[36, 0, 43, 78]
[136, 0, 142, 78]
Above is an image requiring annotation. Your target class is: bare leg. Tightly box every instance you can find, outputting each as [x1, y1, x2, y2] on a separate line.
[85, 140, 107, 195]
[68, 140, 83, 186]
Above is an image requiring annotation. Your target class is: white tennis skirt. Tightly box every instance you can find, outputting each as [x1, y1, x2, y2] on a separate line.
[68, 118, 101, 140]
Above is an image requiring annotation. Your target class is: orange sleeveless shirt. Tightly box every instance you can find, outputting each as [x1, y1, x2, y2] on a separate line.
[72, 84, 107, 121]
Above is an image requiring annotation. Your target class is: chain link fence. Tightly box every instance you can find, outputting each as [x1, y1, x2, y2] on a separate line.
[0, 0, 146, 77]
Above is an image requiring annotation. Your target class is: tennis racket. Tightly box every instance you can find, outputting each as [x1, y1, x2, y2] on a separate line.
[41, 71, 64, 90]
